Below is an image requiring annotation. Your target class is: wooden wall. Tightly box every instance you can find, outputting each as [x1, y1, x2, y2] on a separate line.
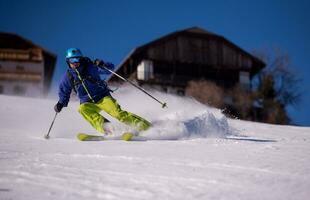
[144, 34, 253, 70]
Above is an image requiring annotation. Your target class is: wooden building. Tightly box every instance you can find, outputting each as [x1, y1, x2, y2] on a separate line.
[109, 27, 265, 96]
[0, 32, 56, 96]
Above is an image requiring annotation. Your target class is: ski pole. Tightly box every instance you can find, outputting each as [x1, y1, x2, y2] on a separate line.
[101, 65, 167, 108]
[45, 112, 58, 139]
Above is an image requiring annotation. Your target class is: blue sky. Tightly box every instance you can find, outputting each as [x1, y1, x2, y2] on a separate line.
[1, 0, 309, 126]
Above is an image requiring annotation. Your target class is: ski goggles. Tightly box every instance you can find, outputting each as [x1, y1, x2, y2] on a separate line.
[67, 57, 82, 64]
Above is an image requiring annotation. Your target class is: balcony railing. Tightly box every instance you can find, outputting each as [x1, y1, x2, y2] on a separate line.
[0, 71, 42, 82]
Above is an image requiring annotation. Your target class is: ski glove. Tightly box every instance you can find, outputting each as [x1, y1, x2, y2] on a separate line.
[54, 102, 63, 113]
[104, 62, 114, 69]
[94, 59, 114, 69]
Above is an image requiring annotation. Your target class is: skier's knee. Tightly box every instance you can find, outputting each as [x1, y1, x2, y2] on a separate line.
[78, 103, 92, 114]
[78, 104, 86, 114]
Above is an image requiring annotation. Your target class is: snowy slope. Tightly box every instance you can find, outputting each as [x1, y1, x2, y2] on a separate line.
[1, 86, 310, 200]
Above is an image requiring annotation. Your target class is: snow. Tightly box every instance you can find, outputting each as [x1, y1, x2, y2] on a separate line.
[1, 86, 310, 200]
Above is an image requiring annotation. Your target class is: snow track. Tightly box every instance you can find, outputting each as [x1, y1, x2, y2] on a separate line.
[1, 88, 310, 200]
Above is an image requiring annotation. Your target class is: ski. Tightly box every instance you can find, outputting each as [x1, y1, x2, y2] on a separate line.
[77, 132, 146, 141]
[77, 133, 107, 141]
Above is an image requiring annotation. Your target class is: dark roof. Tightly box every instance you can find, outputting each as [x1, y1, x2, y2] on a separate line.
[0, 32, 57, 58]
[115, 26, 265, 73]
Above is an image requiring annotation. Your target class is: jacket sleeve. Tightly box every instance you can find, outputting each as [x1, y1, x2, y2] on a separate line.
[58, 73, 72, 107]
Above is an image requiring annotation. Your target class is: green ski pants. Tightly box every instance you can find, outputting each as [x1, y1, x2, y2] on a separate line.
[78, 96, 151, 133]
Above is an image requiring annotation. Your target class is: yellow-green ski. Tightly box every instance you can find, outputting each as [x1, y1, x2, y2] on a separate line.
[121, 132, 134, 141]
[77, 132, 135, 141]
[77, 133, 105, 141]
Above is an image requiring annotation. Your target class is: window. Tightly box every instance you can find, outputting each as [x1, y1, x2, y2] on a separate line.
[16, 65, 25, 71]
[137, 60, 153, 80]
[239, 71, 250, 84]
[177, 89, 185, 96]
[239, 71, 250, 89]
[162, 87, 168, 93]
[13, 85, 26, 95]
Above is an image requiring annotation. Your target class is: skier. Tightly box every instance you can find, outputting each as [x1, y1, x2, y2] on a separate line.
[54, 48, 151, 134]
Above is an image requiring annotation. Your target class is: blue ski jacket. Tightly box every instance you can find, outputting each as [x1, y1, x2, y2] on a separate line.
[58, 59, 114, 106]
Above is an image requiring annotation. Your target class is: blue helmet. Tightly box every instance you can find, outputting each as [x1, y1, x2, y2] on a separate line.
[65, 48, 83, 59]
